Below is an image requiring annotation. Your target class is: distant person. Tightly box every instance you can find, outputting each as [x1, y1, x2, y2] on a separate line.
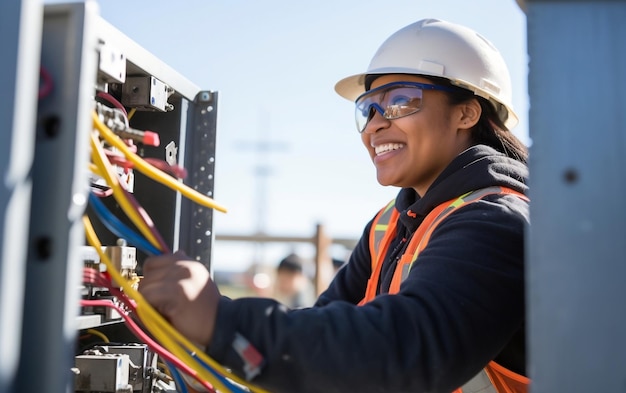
[139, 18, 530, 392]
[273, 253, 315, 309]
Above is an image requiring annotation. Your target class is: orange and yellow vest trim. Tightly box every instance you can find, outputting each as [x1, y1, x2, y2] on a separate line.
[358, 186, 530, 393]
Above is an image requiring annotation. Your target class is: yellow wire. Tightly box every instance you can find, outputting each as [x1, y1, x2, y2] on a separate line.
[88, 113, 270, 392]
[86, 329, 110, 343]
[90, 132, 163, 250]
[157, 361, 172, 378]
[92, 111, 228, 213]
[83, 215, 230, 393]
[84, 216, 271, 393]
[90, 131, 205, 367]
[89, 163, 100, 176]
[128, 107, 137, 120]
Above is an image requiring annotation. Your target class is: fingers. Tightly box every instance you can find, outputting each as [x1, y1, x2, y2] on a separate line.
[136, 254, 219, 346]
[141, 249, 189, 274]
[138, 250, 190, 319]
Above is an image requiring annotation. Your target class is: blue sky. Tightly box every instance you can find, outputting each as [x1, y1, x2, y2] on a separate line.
[86, 0, 528, 271]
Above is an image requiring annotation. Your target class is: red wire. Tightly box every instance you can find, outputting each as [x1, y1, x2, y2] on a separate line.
[144, 157, 188, 179]
[104, 151, 188, 180]
[39, 66, 54, 99]
[83, 268, 137, 310]
[82, 269, 217, 391]
[104, 149, 134, 171]
[122, 187, 170, 253]
[97, 91, 128, 117]
[98, 143, 170, 253]
[80, 299, 216, 393]
[89, 185, 114, 198]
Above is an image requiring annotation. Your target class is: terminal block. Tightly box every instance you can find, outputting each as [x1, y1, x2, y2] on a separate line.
[122, 75, 174, 112]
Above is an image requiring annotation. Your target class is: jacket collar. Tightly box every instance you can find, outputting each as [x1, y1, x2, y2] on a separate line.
[394, 145, 528, 231]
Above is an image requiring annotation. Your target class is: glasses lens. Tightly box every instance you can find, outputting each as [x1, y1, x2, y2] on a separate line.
[354, 83, 424, 133]
[355, 100, 377, 133]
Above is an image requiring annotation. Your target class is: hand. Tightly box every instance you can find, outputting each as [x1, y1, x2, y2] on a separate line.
[138, 250, 220, 347]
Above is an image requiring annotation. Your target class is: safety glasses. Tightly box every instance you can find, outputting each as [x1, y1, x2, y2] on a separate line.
[354, 81, 457, 133]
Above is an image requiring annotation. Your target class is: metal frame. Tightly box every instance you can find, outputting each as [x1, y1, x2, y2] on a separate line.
[86, 8, 219, 269]
[17, 2, 99, 392]
[7, 1, 219, 391]
[526, 1, 626, 391]
[178, 90, 219, 268]
[0, 1, 43, 392]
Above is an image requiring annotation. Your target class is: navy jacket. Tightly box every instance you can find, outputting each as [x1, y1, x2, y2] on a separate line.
[207, 145, 530, 393]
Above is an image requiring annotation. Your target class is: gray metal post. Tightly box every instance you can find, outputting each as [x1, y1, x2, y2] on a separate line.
[0, 1, 42, 392]
[526, 1, 626, 392]
[16, 2, 99, 392]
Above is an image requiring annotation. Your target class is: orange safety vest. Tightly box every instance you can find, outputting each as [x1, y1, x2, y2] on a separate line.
[359, 186, 530, 393]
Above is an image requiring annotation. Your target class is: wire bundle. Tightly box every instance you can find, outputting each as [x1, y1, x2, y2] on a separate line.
[86, 102, 269, 393]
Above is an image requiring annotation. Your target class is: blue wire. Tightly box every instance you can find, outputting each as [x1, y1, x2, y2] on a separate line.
[88, 192, 161, 255]
[89, 196, 246, 392]
[191, 352, 249, 393]
[165, 361, 189, 393]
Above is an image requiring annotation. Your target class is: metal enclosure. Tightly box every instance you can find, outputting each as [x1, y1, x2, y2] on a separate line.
[17, 3, 100, 392]
[0, 1, 43, 392]
[0, 1, 219, 392]
[525, 1, 626, 392]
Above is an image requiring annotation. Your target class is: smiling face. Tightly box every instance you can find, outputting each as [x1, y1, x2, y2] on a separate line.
[361, 74, 479, 196]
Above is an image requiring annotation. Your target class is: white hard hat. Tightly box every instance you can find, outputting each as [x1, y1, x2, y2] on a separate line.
[335, 18, 518, 129]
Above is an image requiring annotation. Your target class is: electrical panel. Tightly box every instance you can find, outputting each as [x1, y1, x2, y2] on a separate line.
[2, 1, 222, 392]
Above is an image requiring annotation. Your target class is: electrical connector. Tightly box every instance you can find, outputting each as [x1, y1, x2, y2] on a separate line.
[115, 128, 160, 147]
[95, 101, 160, 147]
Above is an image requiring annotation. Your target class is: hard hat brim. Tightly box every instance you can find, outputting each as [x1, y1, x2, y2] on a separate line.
[334, 73, 366, 102]
[334, 71, 519, 130]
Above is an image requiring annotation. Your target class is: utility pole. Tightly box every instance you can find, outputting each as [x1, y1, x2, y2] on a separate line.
[234, 110, 287, 267]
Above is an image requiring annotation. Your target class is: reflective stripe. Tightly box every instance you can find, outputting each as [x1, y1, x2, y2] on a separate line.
[401, 186, 519, 281]
[362, 186, 530, 393]
[460, 369, 498, 393]
[359, 199, 400, 306]
[372, 199, 396, 254]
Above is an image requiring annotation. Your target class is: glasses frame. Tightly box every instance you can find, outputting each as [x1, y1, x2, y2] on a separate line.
[354, 81, 457, 133]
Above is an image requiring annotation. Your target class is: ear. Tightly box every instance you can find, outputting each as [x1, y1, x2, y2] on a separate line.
[457, 98, 481, 130]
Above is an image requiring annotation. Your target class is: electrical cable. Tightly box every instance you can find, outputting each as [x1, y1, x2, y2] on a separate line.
[92, 111, 228, 213]
[81, 270, 210, 392]
[83, 217, 230, 393]
[85, 329, 110, 343]
[83, 216, 270, 393]
[81, 299, 216, 393]
[165, 360, 190, 393]
[191, 353, 250, 393]
[96, 91, 128, 117]
[143, 157, 188, 179]
[88, 192, 161, 256]
[100, 148, 187, 180]
[86, 113, 271, 392]
[90, 131, 169, 252]
[39, 66, 53, 99]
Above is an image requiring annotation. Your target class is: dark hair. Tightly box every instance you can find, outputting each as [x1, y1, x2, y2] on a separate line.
[364, 74, 528, 164]
[424, 76, 528, 164]
[277, 253, 303, 273]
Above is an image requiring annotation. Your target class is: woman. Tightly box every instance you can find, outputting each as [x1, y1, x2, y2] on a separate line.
[139, 18, 530, 393]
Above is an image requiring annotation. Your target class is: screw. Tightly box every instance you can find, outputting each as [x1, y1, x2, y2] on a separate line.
[563, 168, 579, 184]
[200, 91, 211, 102]
[34, 236, 53, 260]
[42, 115, 61, 138]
